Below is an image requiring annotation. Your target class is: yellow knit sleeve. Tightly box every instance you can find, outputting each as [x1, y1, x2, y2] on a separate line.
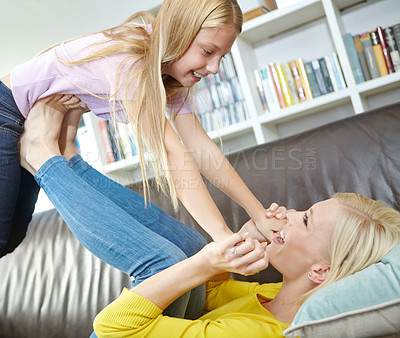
[93, 288, 163, 337]
[93, 284, 288, 338]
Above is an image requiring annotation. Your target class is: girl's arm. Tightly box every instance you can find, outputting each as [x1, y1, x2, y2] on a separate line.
[173, 114, 281, 242]
[164, 118, 233, 241]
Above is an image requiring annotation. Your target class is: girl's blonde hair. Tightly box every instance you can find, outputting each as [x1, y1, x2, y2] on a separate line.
[57, 0, 242, 209]
[304, 193, 400, 301]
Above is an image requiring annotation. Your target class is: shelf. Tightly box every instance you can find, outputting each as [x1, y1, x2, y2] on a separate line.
[102, 155, 140, 173]
[357, 72, 400, 96]
[207, 120, 254, 140]
[240, 0, 366, 45]
[241, 0, 324, 45]
[82, 0, 398, 179]
[259, 89, 351, 124]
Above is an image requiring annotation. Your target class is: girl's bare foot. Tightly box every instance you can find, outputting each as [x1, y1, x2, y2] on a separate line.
[19, 95, 85, 175]
[59, 108, 87, 160]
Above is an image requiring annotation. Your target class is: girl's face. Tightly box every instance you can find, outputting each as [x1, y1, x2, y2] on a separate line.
[267, 198, 342, 280]
[164, 26, 237, 88]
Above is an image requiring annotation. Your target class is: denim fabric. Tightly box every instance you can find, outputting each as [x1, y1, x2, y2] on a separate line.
[0, 81, 40, 257]
[35, 155, 207, 322]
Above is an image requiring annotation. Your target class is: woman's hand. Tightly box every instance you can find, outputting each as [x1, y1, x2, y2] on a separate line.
[239, 202, 290, 243]
[201, 233, 269, 276]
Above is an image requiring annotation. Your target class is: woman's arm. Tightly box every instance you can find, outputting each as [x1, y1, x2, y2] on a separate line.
[94, 235, 270, 336]
[173, 114, 282, 242]
[164, 118, 233, 241]
[132, 233, 268, 310]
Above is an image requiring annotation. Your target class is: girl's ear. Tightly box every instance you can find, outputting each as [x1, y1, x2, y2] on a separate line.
[308, 264, 330, 284]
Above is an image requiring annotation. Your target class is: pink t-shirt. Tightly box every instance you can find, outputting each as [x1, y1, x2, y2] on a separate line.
[10, 33, 193, 122]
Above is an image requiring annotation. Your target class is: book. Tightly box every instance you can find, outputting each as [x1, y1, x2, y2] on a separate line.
[343, 33, 365, 83]
[276, 63, 293, 106]
[304, 61, 321, 98]
[253, 69, 269, 110]
[295, 58, 313, 100]
[329, 53, 347, 90]
[288, 60, 307, 102]
[370, 30, 389, 76]
[360, 33, 381, 79]
[243, 6, 269, 22]
[393, 24, 400, 53]
[318, 57, 334, 93]
[353, 35, 371, 81]
[264, 0, 278, 11]
[98, 119, 115, 164]
[383, 26, 400, 72]
[311, 58, 328, 95]
[376, 26, 395, 74]
[281, 62, 299, 105]
[269, 63, 286, 109]
[324, 55, 339, 91]
[259, 66, 281, 112]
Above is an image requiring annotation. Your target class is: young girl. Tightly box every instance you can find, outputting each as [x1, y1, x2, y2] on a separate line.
[0, 0, 280, 257]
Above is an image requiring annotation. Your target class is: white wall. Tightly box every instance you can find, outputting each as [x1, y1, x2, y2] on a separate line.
[0, 0, 260, 77]
[0, 0, 161, 76]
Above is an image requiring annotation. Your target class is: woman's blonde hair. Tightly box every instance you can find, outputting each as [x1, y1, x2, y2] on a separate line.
[304, 193, 400, 301]
[56, 0, 242, 209]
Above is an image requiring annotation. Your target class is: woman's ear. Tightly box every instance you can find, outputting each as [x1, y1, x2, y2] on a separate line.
[308, 264, 330, 284]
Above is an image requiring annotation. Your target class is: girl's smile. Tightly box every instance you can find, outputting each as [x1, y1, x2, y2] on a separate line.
[164, 26, 237, 88]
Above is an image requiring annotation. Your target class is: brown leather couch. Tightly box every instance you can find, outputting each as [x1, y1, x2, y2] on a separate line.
[1, 102, 399, 337]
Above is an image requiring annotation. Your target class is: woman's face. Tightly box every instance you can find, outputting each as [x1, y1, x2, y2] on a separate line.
[267, 198, 343, 280]
[164, 26, 237, 88]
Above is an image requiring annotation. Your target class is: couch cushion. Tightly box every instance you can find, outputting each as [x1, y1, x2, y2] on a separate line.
[0, 209, 131, 338]
[284, 244, 400, 337]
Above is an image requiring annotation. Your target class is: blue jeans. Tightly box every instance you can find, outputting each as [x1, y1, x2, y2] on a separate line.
[35, 155, 207, 324]
[0, 81, 40, 257]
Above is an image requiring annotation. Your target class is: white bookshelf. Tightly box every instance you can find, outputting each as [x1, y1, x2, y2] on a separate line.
[85, 0, 400, 183]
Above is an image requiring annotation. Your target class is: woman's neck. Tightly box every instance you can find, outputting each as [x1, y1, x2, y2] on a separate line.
[262, 279, 310, 323]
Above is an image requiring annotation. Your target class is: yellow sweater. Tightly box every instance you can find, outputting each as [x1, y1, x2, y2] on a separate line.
[94, 279, 290, 337]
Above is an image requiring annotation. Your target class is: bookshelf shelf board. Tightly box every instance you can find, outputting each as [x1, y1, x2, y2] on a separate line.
[241, 0, 324, 44]
[259, 89, 351, 124]
[207, 120, 253, 140]
[240, 0, 366, 45]
[102, 155, 140, 173]
[332, 0, 366, 11]
[357, 72, 400, 95]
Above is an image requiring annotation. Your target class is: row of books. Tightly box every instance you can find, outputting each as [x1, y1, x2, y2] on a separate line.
[97, 120, 138, 164]
[254, 53, 346, 112]
[344, 23, 400, 84]
[193, 53, 249, 132]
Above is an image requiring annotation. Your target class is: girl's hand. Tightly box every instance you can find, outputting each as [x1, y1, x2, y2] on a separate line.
[239, 202, 290, 243]
[201, 233, 269, 276]
[265, 202, 292, 220]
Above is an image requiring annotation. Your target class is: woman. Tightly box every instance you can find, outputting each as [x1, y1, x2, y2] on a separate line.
[19, 97, 400, 337]
[1, 0, 277, 258]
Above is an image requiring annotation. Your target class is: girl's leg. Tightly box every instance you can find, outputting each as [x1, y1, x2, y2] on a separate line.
[20, 101, 205, 318]
[68, 156, 206, 319]
[60, 110, 206, 259]
[35, 156, 195, 317]
[0, 82, 39, 257]
[68, 155, 206, 258]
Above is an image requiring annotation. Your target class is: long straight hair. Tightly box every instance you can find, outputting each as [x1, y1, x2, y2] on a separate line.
[55, 0, 242, 209]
